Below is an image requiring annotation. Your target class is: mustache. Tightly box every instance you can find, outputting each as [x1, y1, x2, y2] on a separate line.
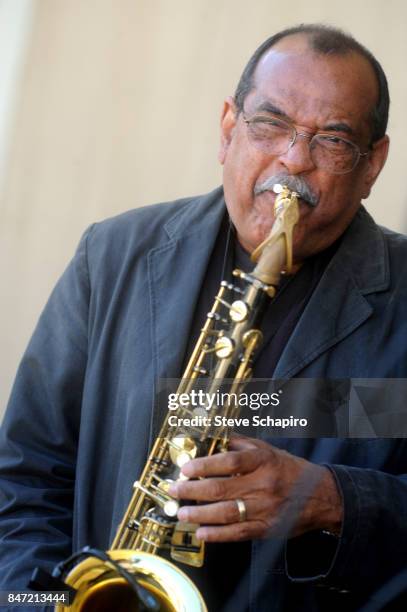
[254, 173, 319, 207]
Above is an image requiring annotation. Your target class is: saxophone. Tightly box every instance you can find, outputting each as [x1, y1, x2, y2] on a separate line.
[52, 185, 299, 611]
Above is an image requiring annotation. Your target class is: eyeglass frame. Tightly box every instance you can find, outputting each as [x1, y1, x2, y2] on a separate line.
[241, 108, 371, 175]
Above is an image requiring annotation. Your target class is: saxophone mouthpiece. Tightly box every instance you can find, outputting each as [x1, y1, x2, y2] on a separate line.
[272, 183, 298, 198]
[272, 183, 285, 194]
[272, 184, 298, 216]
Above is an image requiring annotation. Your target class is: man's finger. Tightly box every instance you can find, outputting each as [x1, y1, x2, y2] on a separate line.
[178, 499, 250, 524]
[180, 448, 262, 479]
[169, 474, 247, 501]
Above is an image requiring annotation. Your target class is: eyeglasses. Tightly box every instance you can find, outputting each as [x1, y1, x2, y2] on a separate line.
[242, 111, 370, 175]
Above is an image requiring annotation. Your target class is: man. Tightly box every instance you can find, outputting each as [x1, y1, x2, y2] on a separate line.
[1, 23, 407, 611]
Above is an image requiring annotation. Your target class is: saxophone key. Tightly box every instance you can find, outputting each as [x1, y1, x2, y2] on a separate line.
[214, 335, 235, 358]
[170, 522, 205, 567]
[163, 499, 180, 517]
[168, 435, 198, 467]
[229, 299, 249, 322]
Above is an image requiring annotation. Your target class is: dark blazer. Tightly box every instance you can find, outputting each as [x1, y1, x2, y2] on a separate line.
[1, 187, 407, 611]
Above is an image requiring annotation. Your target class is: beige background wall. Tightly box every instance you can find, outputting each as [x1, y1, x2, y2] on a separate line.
[1, 0, 407, 418]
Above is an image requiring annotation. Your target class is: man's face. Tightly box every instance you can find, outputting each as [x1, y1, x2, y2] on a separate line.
[219, 35, 389, 260]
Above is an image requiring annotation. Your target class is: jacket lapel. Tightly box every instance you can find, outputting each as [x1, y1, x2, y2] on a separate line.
[274, 207, 389, 379]
[147, 188, 226, 438]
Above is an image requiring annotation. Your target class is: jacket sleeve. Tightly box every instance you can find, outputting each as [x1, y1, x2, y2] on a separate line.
[0, 226, 92, 594]
[285, 458, 407, 602]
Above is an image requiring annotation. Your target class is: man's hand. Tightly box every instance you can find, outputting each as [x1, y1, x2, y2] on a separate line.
[168, 435, 343, 542]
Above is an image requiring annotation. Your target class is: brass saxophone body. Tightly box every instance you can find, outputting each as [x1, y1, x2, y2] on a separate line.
[55, 185, 299, 611]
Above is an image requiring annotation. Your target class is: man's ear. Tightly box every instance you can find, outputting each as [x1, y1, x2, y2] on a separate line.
[361, 134, 389, 199]
[218, 96, 238, 165]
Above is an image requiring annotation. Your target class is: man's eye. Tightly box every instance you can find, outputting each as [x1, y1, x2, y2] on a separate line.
[324, 136, 345, 144]
[250, 119, 290, 135]
[318, 135, 350, 151]
[255, 118, 284, 127]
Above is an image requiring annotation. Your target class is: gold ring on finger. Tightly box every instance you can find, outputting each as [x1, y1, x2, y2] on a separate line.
[235, 498, 247, 522]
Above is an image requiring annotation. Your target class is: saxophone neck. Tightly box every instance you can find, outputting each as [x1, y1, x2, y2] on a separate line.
[250, 185, 300, 286]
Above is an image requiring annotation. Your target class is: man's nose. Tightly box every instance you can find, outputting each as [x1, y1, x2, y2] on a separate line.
[277, 133, 316, 175]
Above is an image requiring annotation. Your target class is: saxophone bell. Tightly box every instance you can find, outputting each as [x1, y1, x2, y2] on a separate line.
[53, 549, 205, 611]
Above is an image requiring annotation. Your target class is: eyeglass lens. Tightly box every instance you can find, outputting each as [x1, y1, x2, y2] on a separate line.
[246, 117, 359, 174]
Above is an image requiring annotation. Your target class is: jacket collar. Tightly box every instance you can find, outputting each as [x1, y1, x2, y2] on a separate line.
[163, 186, 226, 242]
